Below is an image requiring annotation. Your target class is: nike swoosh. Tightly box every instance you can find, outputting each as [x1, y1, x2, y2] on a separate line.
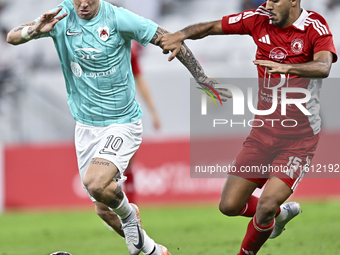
[99, 148, 116, 156]
[66, 29, 82, 36]
[133, 226, 143, 250]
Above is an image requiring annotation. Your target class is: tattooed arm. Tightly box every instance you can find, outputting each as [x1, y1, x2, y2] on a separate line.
[150, 27, 207, 83]
[150, 27, 230, 101]
[7, 21, 37, 45]
[155, 21, 222, 62]
[7, 7, 67, 45]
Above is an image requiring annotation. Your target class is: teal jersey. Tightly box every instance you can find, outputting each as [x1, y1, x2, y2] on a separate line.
[36, 0, 158, 126]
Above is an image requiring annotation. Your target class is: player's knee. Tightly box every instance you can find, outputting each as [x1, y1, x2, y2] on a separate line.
[83, 176, 105, 201]
[256, 198, 279, 223]
[88, 184, 105, 201]
[219, 200, 243, 216]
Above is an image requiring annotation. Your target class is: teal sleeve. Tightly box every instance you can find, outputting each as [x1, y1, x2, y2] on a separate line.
[115, 7, 158, 46]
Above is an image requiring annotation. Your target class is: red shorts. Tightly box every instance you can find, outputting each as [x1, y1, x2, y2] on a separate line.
[230, 128, 320, 191]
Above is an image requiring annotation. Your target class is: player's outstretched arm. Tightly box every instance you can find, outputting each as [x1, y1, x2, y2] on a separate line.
[254, 51, 334, 78]
[7, 7, 67, 45]
[155, 20, 223, 62]
[150, 26, 230, 102]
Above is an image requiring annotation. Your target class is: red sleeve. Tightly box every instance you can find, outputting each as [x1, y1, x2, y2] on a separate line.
[221, 10, 257, 35]
[309, 14, 338, 63]
[313, 35, 338, 63]
[131, 48, 141, 76]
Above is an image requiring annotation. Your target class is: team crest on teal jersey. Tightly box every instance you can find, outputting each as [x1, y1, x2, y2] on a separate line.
[98, 26, 110, 41]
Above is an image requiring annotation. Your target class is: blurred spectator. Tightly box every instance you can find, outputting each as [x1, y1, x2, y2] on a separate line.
[0, 28, 14, 100]
[114, 0, 175, 21]
[328, 0, 340, 10]
[241, 0, 265, 10]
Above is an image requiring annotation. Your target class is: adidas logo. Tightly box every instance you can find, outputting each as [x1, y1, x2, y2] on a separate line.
[259, 34, 271, 45]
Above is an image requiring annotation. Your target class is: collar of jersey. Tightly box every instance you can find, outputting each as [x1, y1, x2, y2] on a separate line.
[292, 9, 309, 31]
[77, 0, 103, 26]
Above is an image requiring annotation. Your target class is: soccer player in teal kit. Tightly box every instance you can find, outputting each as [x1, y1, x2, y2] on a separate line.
[6, 0, 229, 254]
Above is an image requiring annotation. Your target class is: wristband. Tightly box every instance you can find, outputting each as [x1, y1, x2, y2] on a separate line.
[21, 26, 31, 41]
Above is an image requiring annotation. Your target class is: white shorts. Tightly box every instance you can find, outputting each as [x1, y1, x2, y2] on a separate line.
[75, 119, 143, 202]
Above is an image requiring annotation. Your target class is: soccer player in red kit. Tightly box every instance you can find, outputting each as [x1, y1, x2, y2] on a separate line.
[156, 0, 337, 254]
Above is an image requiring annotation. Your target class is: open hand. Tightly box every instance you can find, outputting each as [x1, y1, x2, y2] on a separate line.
[253, 60, 289, 75]
[198, 78, 232, 103]
[33, 7, 68, 35]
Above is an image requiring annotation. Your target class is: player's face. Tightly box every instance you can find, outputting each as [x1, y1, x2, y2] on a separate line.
[73, 0, 101, 20]
[266, 0, 293, 28]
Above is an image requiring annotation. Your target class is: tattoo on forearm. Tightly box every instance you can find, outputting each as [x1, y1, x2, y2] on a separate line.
[176, 43, 206, 82]
[150, 26, 169, 44]
[14, 27, 24, 32]
[109, 184, 124, 208]
[27, 26, 40, 39]
[25, 22, 36, 26]
[14, 22, 36, 33]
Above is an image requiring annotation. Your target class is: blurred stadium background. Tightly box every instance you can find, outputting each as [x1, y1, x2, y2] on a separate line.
[0, 0, 339, 254]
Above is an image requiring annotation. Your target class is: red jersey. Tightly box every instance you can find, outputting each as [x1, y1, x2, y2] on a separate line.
[221, 4, 337, 138]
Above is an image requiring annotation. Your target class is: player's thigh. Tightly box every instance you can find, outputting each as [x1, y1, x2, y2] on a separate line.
[91, 120, 143, 179]
[270, 134, 319, 192]
[228, 132, 272, 190]
[220, 138, 270, 214]
[84, 158, 120, 188]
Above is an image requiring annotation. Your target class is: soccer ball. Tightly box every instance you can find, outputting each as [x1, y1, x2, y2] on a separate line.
[49, 252, 73, 255]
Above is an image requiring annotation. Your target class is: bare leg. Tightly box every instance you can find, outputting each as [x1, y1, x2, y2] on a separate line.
[256, 177, 292, 225]
[83, 158, 124, 208]
[83, 158, 147, 255]
[238, 177, 292, 255]
[219, 175, 259, 216]
[95, 201, 124, 237]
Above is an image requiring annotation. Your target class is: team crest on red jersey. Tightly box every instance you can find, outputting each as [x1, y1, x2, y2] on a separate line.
[269, 47, 288, 62]
[291, 38, 304, 54]
[98, 26, 110, 42]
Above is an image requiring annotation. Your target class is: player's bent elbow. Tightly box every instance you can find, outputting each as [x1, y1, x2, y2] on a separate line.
[6, 33, 14, 44]
[320, 69, 330, 78]
[6, 33, 22, 45]
[317, 62, 332, 78]
[316, 68, 330, 78]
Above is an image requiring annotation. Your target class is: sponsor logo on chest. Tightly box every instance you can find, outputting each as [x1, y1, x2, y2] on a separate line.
[269, 47, 288, 62]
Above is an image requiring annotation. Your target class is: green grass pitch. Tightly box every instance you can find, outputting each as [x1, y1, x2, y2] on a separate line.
[0, 201, 339, 255]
